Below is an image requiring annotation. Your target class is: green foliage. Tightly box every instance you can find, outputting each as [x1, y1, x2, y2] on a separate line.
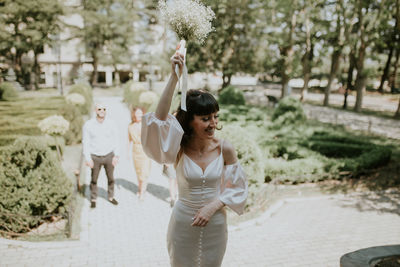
[187, 0, 258, 84]
[0, 82, 18, 101]
[58, 104, 84, 145]
[217, 122, 266, 207]
[0, 137, 73, 233]
[0, 0, 64, 86]
[219, 104, 271, 125]
[68, 83, 92, 115]
[271, 97, 306, 126]
[218, 86, 246, 105]
[123, 81, 159, 112]
[305, 131, 392, 174]
[0, 96, 64, 147]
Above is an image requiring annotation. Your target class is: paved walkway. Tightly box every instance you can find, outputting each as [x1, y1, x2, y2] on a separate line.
[1, 95, 400, 267]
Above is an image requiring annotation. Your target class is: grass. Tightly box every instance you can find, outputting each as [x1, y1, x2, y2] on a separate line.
[0, 96, 65, 146]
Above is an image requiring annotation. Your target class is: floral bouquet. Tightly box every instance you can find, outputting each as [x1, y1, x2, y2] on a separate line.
[158, 0, 215, 111]
[38, 115, 70, 160]
[66, 93, 86, 106]
[38, 115, 70, 136]
[139, 91, 159, 111]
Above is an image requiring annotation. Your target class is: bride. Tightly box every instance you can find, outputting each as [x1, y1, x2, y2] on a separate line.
[141, 49, 248, 267]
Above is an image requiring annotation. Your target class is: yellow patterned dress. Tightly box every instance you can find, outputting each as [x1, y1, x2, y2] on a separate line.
[128, 122, 151, 183]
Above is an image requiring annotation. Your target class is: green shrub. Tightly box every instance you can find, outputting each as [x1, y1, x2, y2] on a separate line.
[271, 97, 306, 126]
[123, 82, 159, 112]
[305, 131, 392, 174]
[58, 104, 84, 145]
[0, 82, 18, 101]
[218, 86, 246, 105]
[219, 105, 271, 126]
[68, 83, 92, 115]
[0, 137, 73, 234]
[217, 123, 265, 185]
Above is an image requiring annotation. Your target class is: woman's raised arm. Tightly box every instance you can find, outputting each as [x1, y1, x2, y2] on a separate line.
[155, 53, 184, 121]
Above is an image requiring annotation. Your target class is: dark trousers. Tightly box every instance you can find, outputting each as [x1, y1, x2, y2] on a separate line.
[90, 152, 115, 201]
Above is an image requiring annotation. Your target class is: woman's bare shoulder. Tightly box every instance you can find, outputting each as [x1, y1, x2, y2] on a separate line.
[221, 139, 237, 165]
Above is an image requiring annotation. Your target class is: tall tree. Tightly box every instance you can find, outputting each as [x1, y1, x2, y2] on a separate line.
[0, 0, 64, 88]
[100, 0, 136, 85]
[260, 0, 302, 98]
[323, 0, 346, 106]
[187, 0, 259, 90]
[353, 0, 390, 112]
[78, 0, 136, 85]
[377, 0, 399, 93]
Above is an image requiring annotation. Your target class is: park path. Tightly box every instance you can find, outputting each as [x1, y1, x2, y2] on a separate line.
[1, 94, 400, 266]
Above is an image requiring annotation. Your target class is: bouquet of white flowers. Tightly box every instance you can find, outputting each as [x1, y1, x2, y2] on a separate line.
[66, 93, 86, 106]
[158, 0, 215, 111]
[158, 0, 215, 44]
[38, 115, 70, 136]
[139, 91, 158, 106]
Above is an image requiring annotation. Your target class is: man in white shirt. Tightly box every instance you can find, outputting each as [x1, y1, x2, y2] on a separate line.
[82, 103, 120, 208]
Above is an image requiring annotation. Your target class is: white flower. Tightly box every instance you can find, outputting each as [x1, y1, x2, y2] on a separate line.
[158, 0, 215, 44]
[139, 91, 158, 105]
[66, 93, 86, 105]
[38, 115, 70, 136]
[130, 83, 146, 92]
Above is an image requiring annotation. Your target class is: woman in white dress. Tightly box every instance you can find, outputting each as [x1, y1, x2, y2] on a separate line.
[141, 51, 248, 267]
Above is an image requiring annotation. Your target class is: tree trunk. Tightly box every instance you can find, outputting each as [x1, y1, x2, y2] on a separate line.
[281, 73, 290, 98]
[280, 10, 297, 98]
[343, 49, 356, 109]
[395, 97, 400, 118]
[354, 42, 366, 112]
[113, 64, 120, 85]
[390, 47, 400, 92]
[378, 44, 394, 93]
[300, 13, 312, 102]
[33, 51, 40, 90]
[324, 49, 341, 106]
[90, 52, 98, 86]
[221, 73, 232, 89]
[354, 1, 366, 113]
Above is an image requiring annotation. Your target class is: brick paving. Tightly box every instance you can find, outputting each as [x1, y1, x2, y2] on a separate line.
[1, 95, 399, 267]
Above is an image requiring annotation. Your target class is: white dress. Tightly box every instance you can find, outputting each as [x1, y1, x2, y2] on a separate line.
[141, 113, 248, 267]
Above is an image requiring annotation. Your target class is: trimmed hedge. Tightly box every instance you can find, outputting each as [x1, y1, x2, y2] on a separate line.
[0, 82, 18, 101]
[218, 86, 246, 105]
[305, 132, 392, 174]
[272, 97, 306, 126]
[123, 82, 159, 112]
[58, 104, 84, 145]
[0, 137, 73, 233]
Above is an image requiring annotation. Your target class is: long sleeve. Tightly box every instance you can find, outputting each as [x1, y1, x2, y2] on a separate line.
[82, 121, 91, 162]
[219, 162, 248, 215]
[141, 112, 184, 164]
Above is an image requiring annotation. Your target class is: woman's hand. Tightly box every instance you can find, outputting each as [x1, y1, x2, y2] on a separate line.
[171, 52, 184, 78]
[191, 199, 224, 227]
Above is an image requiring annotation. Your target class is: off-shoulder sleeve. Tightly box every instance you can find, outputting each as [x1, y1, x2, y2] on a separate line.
[219, 162, 248, 215]
[141, 112, 184, 164]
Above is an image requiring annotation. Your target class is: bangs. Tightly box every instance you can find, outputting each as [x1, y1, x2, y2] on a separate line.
[187, 91, 219, 116]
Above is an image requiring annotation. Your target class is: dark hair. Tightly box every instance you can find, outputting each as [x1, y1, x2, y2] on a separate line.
[175, 89, 220, 147]
[130, 107, 144, 123]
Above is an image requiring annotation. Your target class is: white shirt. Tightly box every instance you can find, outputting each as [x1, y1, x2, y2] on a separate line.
[82, 117, 120, 161]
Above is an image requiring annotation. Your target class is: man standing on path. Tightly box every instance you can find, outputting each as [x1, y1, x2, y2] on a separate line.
[82, 102, 120, 208]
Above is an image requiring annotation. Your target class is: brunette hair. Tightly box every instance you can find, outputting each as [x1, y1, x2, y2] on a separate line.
[131, 107, 145, 123]
[175, 89, 220, 147]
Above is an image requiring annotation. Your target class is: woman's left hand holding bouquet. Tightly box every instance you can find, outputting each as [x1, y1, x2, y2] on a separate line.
[171, 49, 185, 78]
